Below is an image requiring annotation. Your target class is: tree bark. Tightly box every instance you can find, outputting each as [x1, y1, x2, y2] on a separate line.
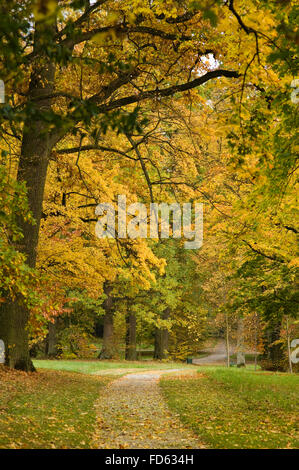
[254, 313, 258, 371]
[125, 311, 137, 361]
[225, 312, 230, 367]
[262, 317, 284, 371]
[236, 317, 246, 367]
[45, 319, 58, 357]
[0, 17, 57, 371]
[99, 283, 115, 359]
[0, 295, 34, 370]
[286, 316, 293, 374]
[154, 308, 170, 360]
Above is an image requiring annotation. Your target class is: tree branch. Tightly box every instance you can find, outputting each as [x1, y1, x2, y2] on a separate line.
[56, 144, 137, 161]
[95, 69, 240, 112]
[56, 0, 109, 39]
[126, 134, 155, 204]
[227, 0, 254, 35]
[242, 240, 285, 263]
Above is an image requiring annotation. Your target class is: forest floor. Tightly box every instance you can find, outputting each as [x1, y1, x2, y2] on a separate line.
[0, 364, 202, 449]
[161, 367, 299, 449]
[0, 367, 112, 448]
[1, 352, 298, 449]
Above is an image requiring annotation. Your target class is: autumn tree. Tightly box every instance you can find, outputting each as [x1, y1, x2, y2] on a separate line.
[1, 0, 295, 370]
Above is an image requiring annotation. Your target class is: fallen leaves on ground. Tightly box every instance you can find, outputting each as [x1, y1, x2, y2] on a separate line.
[0, 366, 112, 448]
[93, 370, 205, 449]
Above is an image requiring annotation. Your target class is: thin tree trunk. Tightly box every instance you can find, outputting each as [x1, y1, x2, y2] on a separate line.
[225, 312, 230, 367]
[286, 316, 293, 374]
[99, 283, 115, 359]
[0, 17, 57, 371]
[254, 313, 258, 371]
[236, 317, 246, 367]
[125, 311, 137, 361]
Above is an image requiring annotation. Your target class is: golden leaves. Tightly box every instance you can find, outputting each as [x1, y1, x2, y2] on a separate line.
[32, 0, 58, 22]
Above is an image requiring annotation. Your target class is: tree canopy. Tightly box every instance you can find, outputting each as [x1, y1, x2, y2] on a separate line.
[0, 0, 297, 371]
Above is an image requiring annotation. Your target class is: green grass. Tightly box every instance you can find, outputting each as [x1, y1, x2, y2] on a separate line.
[161, 366, 299, 449]
[33, 359, 194, 374]
[0, 368, 112, 448]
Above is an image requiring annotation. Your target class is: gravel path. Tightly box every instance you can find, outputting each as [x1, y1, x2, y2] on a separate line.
[93, 369, 204, 449]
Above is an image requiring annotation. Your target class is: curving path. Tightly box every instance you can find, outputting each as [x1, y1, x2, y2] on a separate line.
[192, 340, 233, 365]
[93, 369, 204, 449]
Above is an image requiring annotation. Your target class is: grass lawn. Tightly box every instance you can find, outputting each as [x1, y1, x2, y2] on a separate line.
[33, 359, 194, 374]
[0, 367, 112, 448]
[160, 367, 299, 449]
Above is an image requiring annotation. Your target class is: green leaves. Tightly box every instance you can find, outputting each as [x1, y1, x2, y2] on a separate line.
[0, 166, 37, 301]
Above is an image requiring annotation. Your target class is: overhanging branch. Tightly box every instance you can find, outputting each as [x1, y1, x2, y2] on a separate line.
[95, 69, 240, 112]
[243, 240, 285, 263]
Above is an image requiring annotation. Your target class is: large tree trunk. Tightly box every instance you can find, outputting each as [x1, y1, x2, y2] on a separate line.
[99, 283, 115, 359]
[100, 312, 114, 359]
[0, 295, 33, 370]
[125, 311, 137, 361]
[0, 18, 57, 371]
[261, 317, 284, 371]
[154, 308, 170, 360]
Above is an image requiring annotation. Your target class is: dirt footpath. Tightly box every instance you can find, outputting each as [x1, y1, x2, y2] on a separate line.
[93, 369, 204, 449]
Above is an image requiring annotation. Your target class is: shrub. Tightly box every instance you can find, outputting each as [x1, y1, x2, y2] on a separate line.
[57, 325, 98, 359]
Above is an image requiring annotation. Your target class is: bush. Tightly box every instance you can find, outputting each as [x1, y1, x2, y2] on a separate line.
[259, 356, 298, 373]
[57, 325, 98, 359]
